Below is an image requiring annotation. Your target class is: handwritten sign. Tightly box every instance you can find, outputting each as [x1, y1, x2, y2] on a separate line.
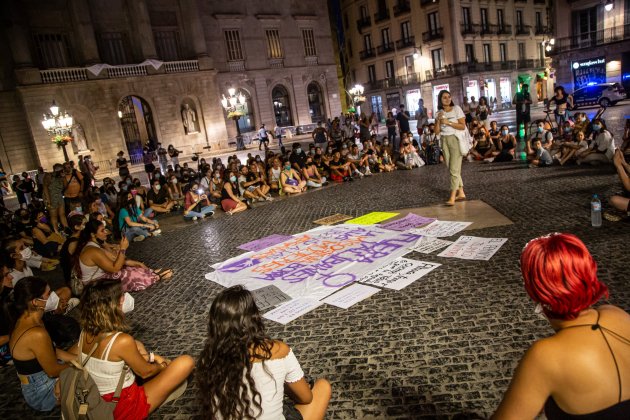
[409, 237, 453, 254]
[409, 220, 472, 237]
[358, 258, 441, 291]
[250, 285, 292, 311]
[345, 212, 399, 225]
[238, 234, 293, 252]
[322, 283, 380, 309]
[379, 213, 436, 231]
[208, 225, 421, 300]
[438, 236, 507, 260]
[313, 213, 353, 225]
[263, 298, 323, 324]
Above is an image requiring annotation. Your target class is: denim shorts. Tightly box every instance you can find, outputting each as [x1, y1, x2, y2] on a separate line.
[20, 370, 57, 412]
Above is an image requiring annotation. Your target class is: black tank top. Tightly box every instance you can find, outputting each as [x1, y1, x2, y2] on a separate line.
[544, 311, 630, 419]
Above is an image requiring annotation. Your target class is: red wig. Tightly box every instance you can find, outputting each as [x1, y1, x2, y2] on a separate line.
[521, 233, 608, 320]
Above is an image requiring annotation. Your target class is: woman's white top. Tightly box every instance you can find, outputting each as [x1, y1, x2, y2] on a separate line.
[439, 105, 465, 136]
[590, 130, 615, 160]
[270, 167, 281, 183]
[79, 241, 105, 283]
[247, 349, 304, 420]
[80, 332, 135, 395]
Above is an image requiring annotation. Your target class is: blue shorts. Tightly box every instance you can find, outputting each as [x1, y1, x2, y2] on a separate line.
[20, 370, 57, 411]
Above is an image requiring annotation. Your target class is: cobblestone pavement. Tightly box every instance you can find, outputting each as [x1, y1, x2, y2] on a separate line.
[1, 158, 628, 420]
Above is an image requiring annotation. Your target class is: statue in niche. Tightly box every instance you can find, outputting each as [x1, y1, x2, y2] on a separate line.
[72, 123, 89, 152]
[181, 103, 199, 134]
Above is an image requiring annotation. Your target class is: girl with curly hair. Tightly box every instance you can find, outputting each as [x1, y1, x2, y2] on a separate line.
[197, 286, 331, 419]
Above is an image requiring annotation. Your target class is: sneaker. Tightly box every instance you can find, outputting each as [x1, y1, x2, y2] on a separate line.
[192, 216, 198, 221]
[365, 169, 372, 176]
[152, 229, 162, 236]
[64, 298, 80, 315]
[207, 211, 215, 217]
[467, 155, 474, 162]
[265, 195, 273, 201]
[133, 235, 146, 242]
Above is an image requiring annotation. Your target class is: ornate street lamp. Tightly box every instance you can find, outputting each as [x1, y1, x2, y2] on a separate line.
[347, 84, 366, 113]
[41, 100, 74, 162]
[221, 88, 247, 150]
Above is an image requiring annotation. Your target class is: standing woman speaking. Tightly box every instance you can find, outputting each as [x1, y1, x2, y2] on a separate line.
[434, 90, 467, 206]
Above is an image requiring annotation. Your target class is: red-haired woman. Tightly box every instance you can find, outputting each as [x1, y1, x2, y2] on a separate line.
[493, 233, 630, 419]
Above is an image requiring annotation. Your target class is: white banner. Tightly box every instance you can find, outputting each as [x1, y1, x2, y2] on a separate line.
[410, 220, 472, 238]
[358, 258, 441, 291]
[438, 236, 508, 260]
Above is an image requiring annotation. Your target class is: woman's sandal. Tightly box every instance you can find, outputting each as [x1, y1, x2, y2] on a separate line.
[455, 195, 467, 202]
[156, 269, 174, 281]
[603, 211, 623, 222]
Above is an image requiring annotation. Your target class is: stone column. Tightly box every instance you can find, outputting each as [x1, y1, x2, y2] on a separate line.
[127, 0, 157, 60]
[68, 0, 100, 64]
[179, 0, 208, 58]
[4, 1, 34, 68]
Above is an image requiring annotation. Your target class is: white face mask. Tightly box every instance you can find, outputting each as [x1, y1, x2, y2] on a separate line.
[20, 247, 32, 260]
[122, 292, 134, 313]
[39, 291, 59, 312]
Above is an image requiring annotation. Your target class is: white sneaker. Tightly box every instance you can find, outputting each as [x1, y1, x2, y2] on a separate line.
[265, 195, 274, 201]
[192, 216, 198, 221]
[467, 155, 474, 162]
[65, 298, 80, 314]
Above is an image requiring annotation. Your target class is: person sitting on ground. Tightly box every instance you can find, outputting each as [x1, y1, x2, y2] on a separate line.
[220, 171, 248, 215]
[197, 285, 331, 420]
[469, 130, 495, 162]
[117, 191, 160, 242]
[77, 280, 193, 418]
[199, 168, 213, 195]
[31, 210, 65, 259]
[208, 169, 223, 204]
[74, 220, 168, 291]
[59, 215, 85, 286]
[488, 120, 500, 149]
[250, 159, 269, 189]
[365, 149, 381, 174]
[379, 148, 396, 172]
[267, 158, 282, 193]
[328, 150, 354, 182]
[246, 163, 272, 200]
[86, 196, 112, 227]
[5, 276, 79, 411]
[166, 175, 184, 208]
[529, 139, 554, 168]
[239, 165, 272, 203]
[577, 119, 615, 166]
[280, 159, 307, 194]
[346, 144, 369, 176]
[493, 233, 630, 419]
[397, 139, 425, 170]
[572, 112, 591, 136]
[527, 121, 554, 157]
[609, 149, 630, 217]
[184, 181, 216, 221]
[289, 143, 308, 172]
[147, 179, 175, 215]
[493, 125, 517, 162]
[302, 156, 327, 188]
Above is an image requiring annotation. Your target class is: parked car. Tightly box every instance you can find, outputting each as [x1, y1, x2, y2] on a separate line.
[572, 83, 627, 108]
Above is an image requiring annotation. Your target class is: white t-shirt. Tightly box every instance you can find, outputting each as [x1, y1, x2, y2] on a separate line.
[590, 130, 615, 160]
[439, 105, 465, 136]
[10, 265, 34, 287]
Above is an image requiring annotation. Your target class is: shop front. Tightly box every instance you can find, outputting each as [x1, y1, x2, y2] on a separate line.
[405, 89, 422, 116]
[465, 79, 480, 102]
[499, 77, 512, 106]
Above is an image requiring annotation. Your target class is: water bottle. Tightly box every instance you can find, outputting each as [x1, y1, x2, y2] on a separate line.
[591, 194, 602, 227]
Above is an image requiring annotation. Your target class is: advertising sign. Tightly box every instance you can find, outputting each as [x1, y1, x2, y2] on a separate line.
[572, 57, 606, 90]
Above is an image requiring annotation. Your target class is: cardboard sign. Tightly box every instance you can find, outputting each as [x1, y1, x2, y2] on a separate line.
[410, 237, 453, 254]
[250, 285, 292, 311]
[322, 283, 380, 309]
[313, 213, 353, 225]
[438, 236, 507, 260]
[358, 257, 441, 291]
[409, 220, 472, 237]
[379, 213, 436, 231]
[263, 298, 323, 324]
[345, 212, 399, 225]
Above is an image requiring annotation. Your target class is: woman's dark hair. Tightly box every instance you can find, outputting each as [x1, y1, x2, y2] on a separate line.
[197, 286, 273, 419]
[3, 276, 47, 333]
[554, 85, 566, 95]
[592, 118, 608, 131]
[72, 219, 104, 278]
[478, 96, 488, 106]
[437, 90, 454, 110]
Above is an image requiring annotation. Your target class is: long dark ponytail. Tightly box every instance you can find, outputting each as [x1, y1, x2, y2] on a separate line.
[2, 276, 47, 334]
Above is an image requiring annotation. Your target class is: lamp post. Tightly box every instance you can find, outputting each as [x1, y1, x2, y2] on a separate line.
[348, 84, 366, 114]
[41, 100, 74, 162]
[221, 88, 247, 150]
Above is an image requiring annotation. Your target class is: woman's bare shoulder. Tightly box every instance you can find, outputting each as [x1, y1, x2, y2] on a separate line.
[269, 340, 291, 360]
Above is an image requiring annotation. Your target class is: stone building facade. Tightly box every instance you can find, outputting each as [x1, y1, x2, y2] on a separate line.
[0, 0, 341, 173]
[339, 0, 554, 119]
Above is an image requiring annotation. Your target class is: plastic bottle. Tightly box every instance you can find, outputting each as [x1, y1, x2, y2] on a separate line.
[591, 194, 602, 227]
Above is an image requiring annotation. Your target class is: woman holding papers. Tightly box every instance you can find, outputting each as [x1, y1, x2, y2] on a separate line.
[197, 286, 331, 420]
[493, 233, 630, 419]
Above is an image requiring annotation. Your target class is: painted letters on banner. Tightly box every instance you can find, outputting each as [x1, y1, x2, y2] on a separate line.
[358, 257, 441, 290]
[409, 220, 472, 237]
[437, 236, 507, 260]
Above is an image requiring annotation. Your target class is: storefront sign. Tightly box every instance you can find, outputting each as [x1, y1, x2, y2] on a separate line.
[572, 57, 606, 90]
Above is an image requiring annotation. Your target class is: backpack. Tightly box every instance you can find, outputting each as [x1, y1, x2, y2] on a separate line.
[59, 333, 128, 420]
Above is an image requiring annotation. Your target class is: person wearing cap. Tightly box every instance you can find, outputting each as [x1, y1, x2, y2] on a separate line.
[258, 124, 270, 151]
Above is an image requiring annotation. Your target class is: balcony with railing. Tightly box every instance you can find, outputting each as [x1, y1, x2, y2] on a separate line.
[461, 23, 478, 36]
[374, 10, 390, 23]
[480, 24, 498, 36]
[497, 24, 512, 35]
[357, 16, 372, 32]
[396, 36, 415, 49]
[422, 28, 444, 42]
[422, 59, 545, 82]
[516, 25, 531, 35]
[535, 25, 553, 36]
[359, 48, 376, 60]
[548, 24, 630, 55]
[377, 42, 395, 54]
[393, 1, 411, 16]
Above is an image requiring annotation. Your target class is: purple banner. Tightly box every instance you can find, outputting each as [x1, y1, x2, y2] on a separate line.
[379, 213, 435, 231]
[238, 234, 293, 252]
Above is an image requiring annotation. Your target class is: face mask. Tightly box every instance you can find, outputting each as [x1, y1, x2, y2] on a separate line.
[383, 141, 389, 146]
[296, 148, 302, 154]
[229, 175, 237, 183]
[122, 292, 134, 313]
[39, 216, 48, 224]
[537, 127, 543, 133]
[171, 179, 177, 185]
[424, 128, 429, 134]
[501, 130, 508, 136]
[284, 164, 291, 171]
[126, 180, 132, 185]
[214, 174, 220, 179]
[20, 247, 32, 260]
[154, 184, 161, 190]
[564, 127, 571, 133]
[592, 124, 601, 131]
[75, 206, 82, 213]
[39, 291, 59, 312]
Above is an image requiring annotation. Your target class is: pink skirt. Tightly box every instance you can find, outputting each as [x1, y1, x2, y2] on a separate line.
[102, 266, 159, 292]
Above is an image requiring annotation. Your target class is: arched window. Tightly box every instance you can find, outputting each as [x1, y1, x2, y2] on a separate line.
[118, 96, 157, 160]
[272, 85, 293, 127]
[307, 82, 325, 123]
[235, 89, 255, 133]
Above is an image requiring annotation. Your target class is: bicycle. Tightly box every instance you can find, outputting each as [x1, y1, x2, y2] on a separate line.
[527, 109, 559, 140]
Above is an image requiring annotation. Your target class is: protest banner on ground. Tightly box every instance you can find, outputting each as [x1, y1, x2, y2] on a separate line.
[409, 237, 453, 254]
[438, 236, 508, 260]
[322, 283, 380, 309]
[263, 298, 323, 325]
[345, 212, 398, 225]
[238, 234, 293, 252]
[409, 220, 472, 237]
[206, 224, 421, 300]
[250, 285, 292, 311]
[379, 213, 436, 231]
[358, 258, 441, 291]
[313, 213, 353, 225]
